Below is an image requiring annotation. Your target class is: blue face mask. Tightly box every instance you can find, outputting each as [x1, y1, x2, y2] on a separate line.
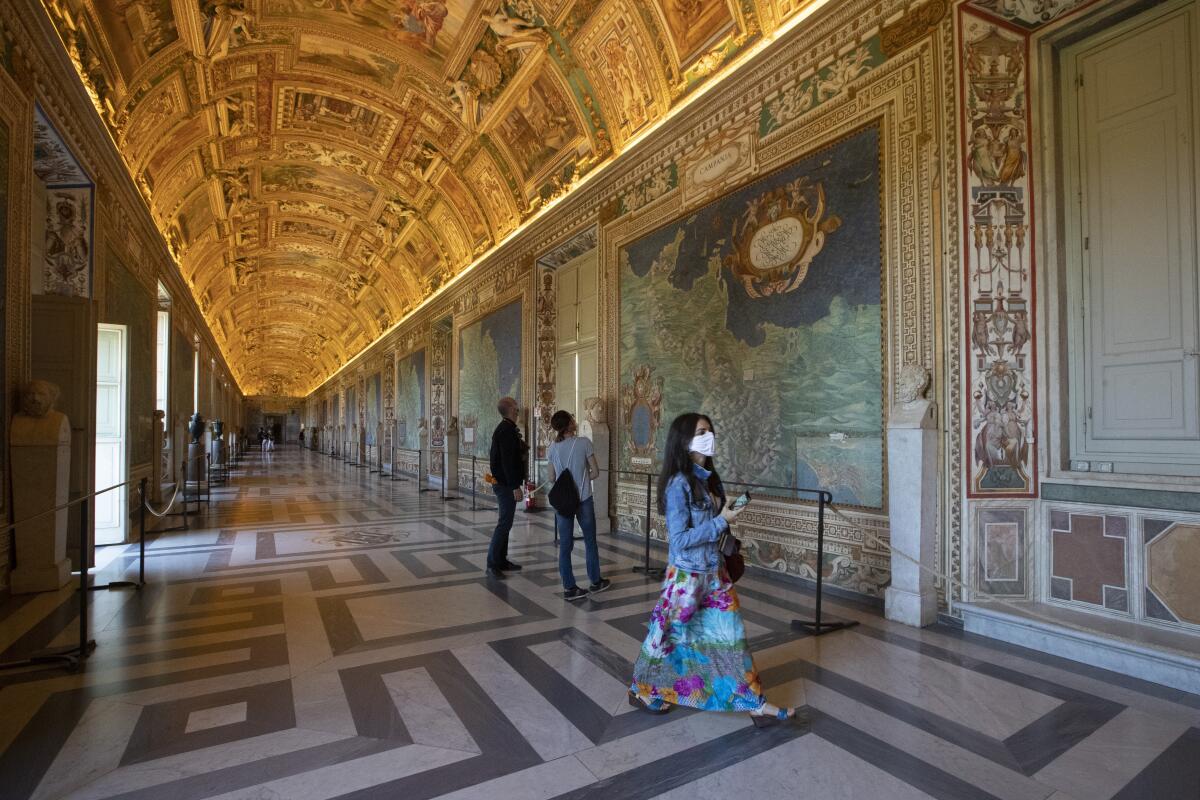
[690, 431, 715, 457]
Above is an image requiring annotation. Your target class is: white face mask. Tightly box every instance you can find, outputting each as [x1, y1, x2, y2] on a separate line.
[689, 430, 715, 457]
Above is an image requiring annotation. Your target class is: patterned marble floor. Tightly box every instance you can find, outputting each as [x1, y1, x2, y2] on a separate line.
[1, 449, 1198, 800]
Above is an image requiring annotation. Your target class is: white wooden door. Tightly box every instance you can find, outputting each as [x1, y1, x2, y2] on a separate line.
[95, 324, 127, 545]
[555, 250, 599, 420]
[1067, 0, 1200, 470]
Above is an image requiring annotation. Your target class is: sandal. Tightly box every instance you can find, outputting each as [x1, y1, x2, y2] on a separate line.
[627, 690, 670, 715]
[749, 702, 796, 728]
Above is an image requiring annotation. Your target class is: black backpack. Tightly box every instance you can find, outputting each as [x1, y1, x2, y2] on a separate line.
[547, 440, 581, 516]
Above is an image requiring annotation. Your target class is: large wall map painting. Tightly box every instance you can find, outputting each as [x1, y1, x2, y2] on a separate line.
[366, 372, 382, 446]
[619, 124, 883, 508]
[396, 349, 426, 451]
[458, 301, 522, 458]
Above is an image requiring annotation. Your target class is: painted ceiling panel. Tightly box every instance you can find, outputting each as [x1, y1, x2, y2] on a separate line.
[39, 0, 805, 396]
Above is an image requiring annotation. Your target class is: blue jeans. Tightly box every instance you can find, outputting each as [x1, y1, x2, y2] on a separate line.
[557, 497, 601, 590]
[488, 486, 518, 570]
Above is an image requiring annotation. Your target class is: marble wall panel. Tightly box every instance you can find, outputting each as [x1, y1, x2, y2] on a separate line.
[1144, 520, 1200, 627]
[1048, 510, 1129, 613]
[976, 507, 1026, 597]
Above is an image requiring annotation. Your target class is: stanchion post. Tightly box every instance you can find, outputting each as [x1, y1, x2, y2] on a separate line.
[181, 457, 189, 530]
[78, 496, 89, 660]
[138, 477, 147, 586]
[791, 491, 858, 636]
[632, 472, 664, 578]
[472, 455, 476, 511]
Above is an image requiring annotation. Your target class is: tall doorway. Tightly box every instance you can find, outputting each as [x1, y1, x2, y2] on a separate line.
[95, 324, 127, 545]
[1061, 0, 1200, 476]
[555, 249, 599, 421]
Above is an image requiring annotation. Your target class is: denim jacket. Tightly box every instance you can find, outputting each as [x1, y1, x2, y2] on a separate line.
[664, 464, 728, 573]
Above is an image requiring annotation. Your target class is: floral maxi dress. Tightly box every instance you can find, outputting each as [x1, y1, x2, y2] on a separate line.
[630, 565, 765, 711]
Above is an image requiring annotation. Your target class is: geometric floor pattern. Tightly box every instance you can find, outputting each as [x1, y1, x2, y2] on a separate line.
[2, 449, 1198, 799]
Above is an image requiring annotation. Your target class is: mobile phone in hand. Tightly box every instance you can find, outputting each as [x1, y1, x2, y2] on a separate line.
[730, 492, 751, 511]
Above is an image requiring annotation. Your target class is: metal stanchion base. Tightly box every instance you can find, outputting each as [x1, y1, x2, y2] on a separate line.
[0, 640, 96, 672]
[790, 619, 859, 636]
[632, 566, 665, 577]
[87, 580, 141, 591]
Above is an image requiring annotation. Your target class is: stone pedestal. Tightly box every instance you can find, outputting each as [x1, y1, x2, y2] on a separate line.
[187, 441, 206, 485]
[884, 396, 939, 628]
[580, 399, 610, 533]
[10, 411, 72, 593]
[443, 432, 460, 491]
[210, 435, 226, 467]
[418, 423, 430, 478]
[581, 415, 610, 535]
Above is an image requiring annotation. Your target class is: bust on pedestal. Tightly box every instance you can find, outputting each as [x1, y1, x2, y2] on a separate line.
[885, 365, 939, 627]
[10, 380, 73, 593]
[187, 412, 206, 485]
[210, 419, 226, 467]
[581, 397, 611, 534]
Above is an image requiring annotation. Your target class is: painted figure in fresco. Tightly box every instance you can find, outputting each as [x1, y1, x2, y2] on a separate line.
[44, 194, 89, 296]
[391, 1, 448, 49]
[628, 412, 798, 726]
[482, 9, 546, 53]
[600, 36, 649, 131]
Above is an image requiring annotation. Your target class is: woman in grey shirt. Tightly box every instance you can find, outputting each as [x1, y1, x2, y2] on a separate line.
[547, 410, 611, 601]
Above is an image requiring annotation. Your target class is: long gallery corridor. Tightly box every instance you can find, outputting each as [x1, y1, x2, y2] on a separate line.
[0, 448, 1195, 800]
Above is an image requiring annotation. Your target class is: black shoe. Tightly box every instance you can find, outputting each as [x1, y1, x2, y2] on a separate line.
[588, 578, 612, 595]
[485, 567, 507, 580]
[502, 561, 523, 571]
[563, 586, 589, 601]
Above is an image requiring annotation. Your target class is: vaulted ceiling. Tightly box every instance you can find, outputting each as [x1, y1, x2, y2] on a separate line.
[41, 0, 805, 396]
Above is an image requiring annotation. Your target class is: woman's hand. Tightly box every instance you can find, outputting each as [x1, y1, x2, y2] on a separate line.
[720, 504, 743, 526]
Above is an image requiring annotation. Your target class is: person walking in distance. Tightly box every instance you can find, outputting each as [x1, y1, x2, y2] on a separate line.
[547, 410, 610, 601]
[628, 412, 797, 726]
[486, 396, 528, 579]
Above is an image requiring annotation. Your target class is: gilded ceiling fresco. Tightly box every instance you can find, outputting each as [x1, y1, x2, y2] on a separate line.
[40, 0, 809, 395]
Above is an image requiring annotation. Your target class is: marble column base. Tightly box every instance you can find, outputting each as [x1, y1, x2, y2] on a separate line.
[884, 585, 937, 627]
[12, 558, 71, 594]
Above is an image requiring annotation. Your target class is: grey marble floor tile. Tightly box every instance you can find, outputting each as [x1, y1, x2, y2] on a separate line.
[1033, 708, 1191, 800]
[3, 451, 1195, 800]
[651, 735, 940, 800]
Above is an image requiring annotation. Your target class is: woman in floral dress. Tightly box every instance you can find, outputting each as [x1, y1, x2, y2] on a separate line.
[628, 412, 796, 726]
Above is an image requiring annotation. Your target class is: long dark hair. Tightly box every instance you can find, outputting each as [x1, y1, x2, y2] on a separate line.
[656, 413, 723, 515]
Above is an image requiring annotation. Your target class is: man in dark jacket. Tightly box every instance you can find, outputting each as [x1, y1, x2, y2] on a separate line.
[487, 396, 527, 578]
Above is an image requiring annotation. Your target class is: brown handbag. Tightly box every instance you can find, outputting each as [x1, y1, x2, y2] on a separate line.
[718, 529, 745, 583]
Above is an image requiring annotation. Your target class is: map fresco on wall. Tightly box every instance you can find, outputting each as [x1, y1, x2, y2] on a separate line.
[366, 372, 381, 446]
[346, 386, 357, 432]
[396, 349, 426, 451]
[458, 301, 522, 459]
[619, 125, 883, 507]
